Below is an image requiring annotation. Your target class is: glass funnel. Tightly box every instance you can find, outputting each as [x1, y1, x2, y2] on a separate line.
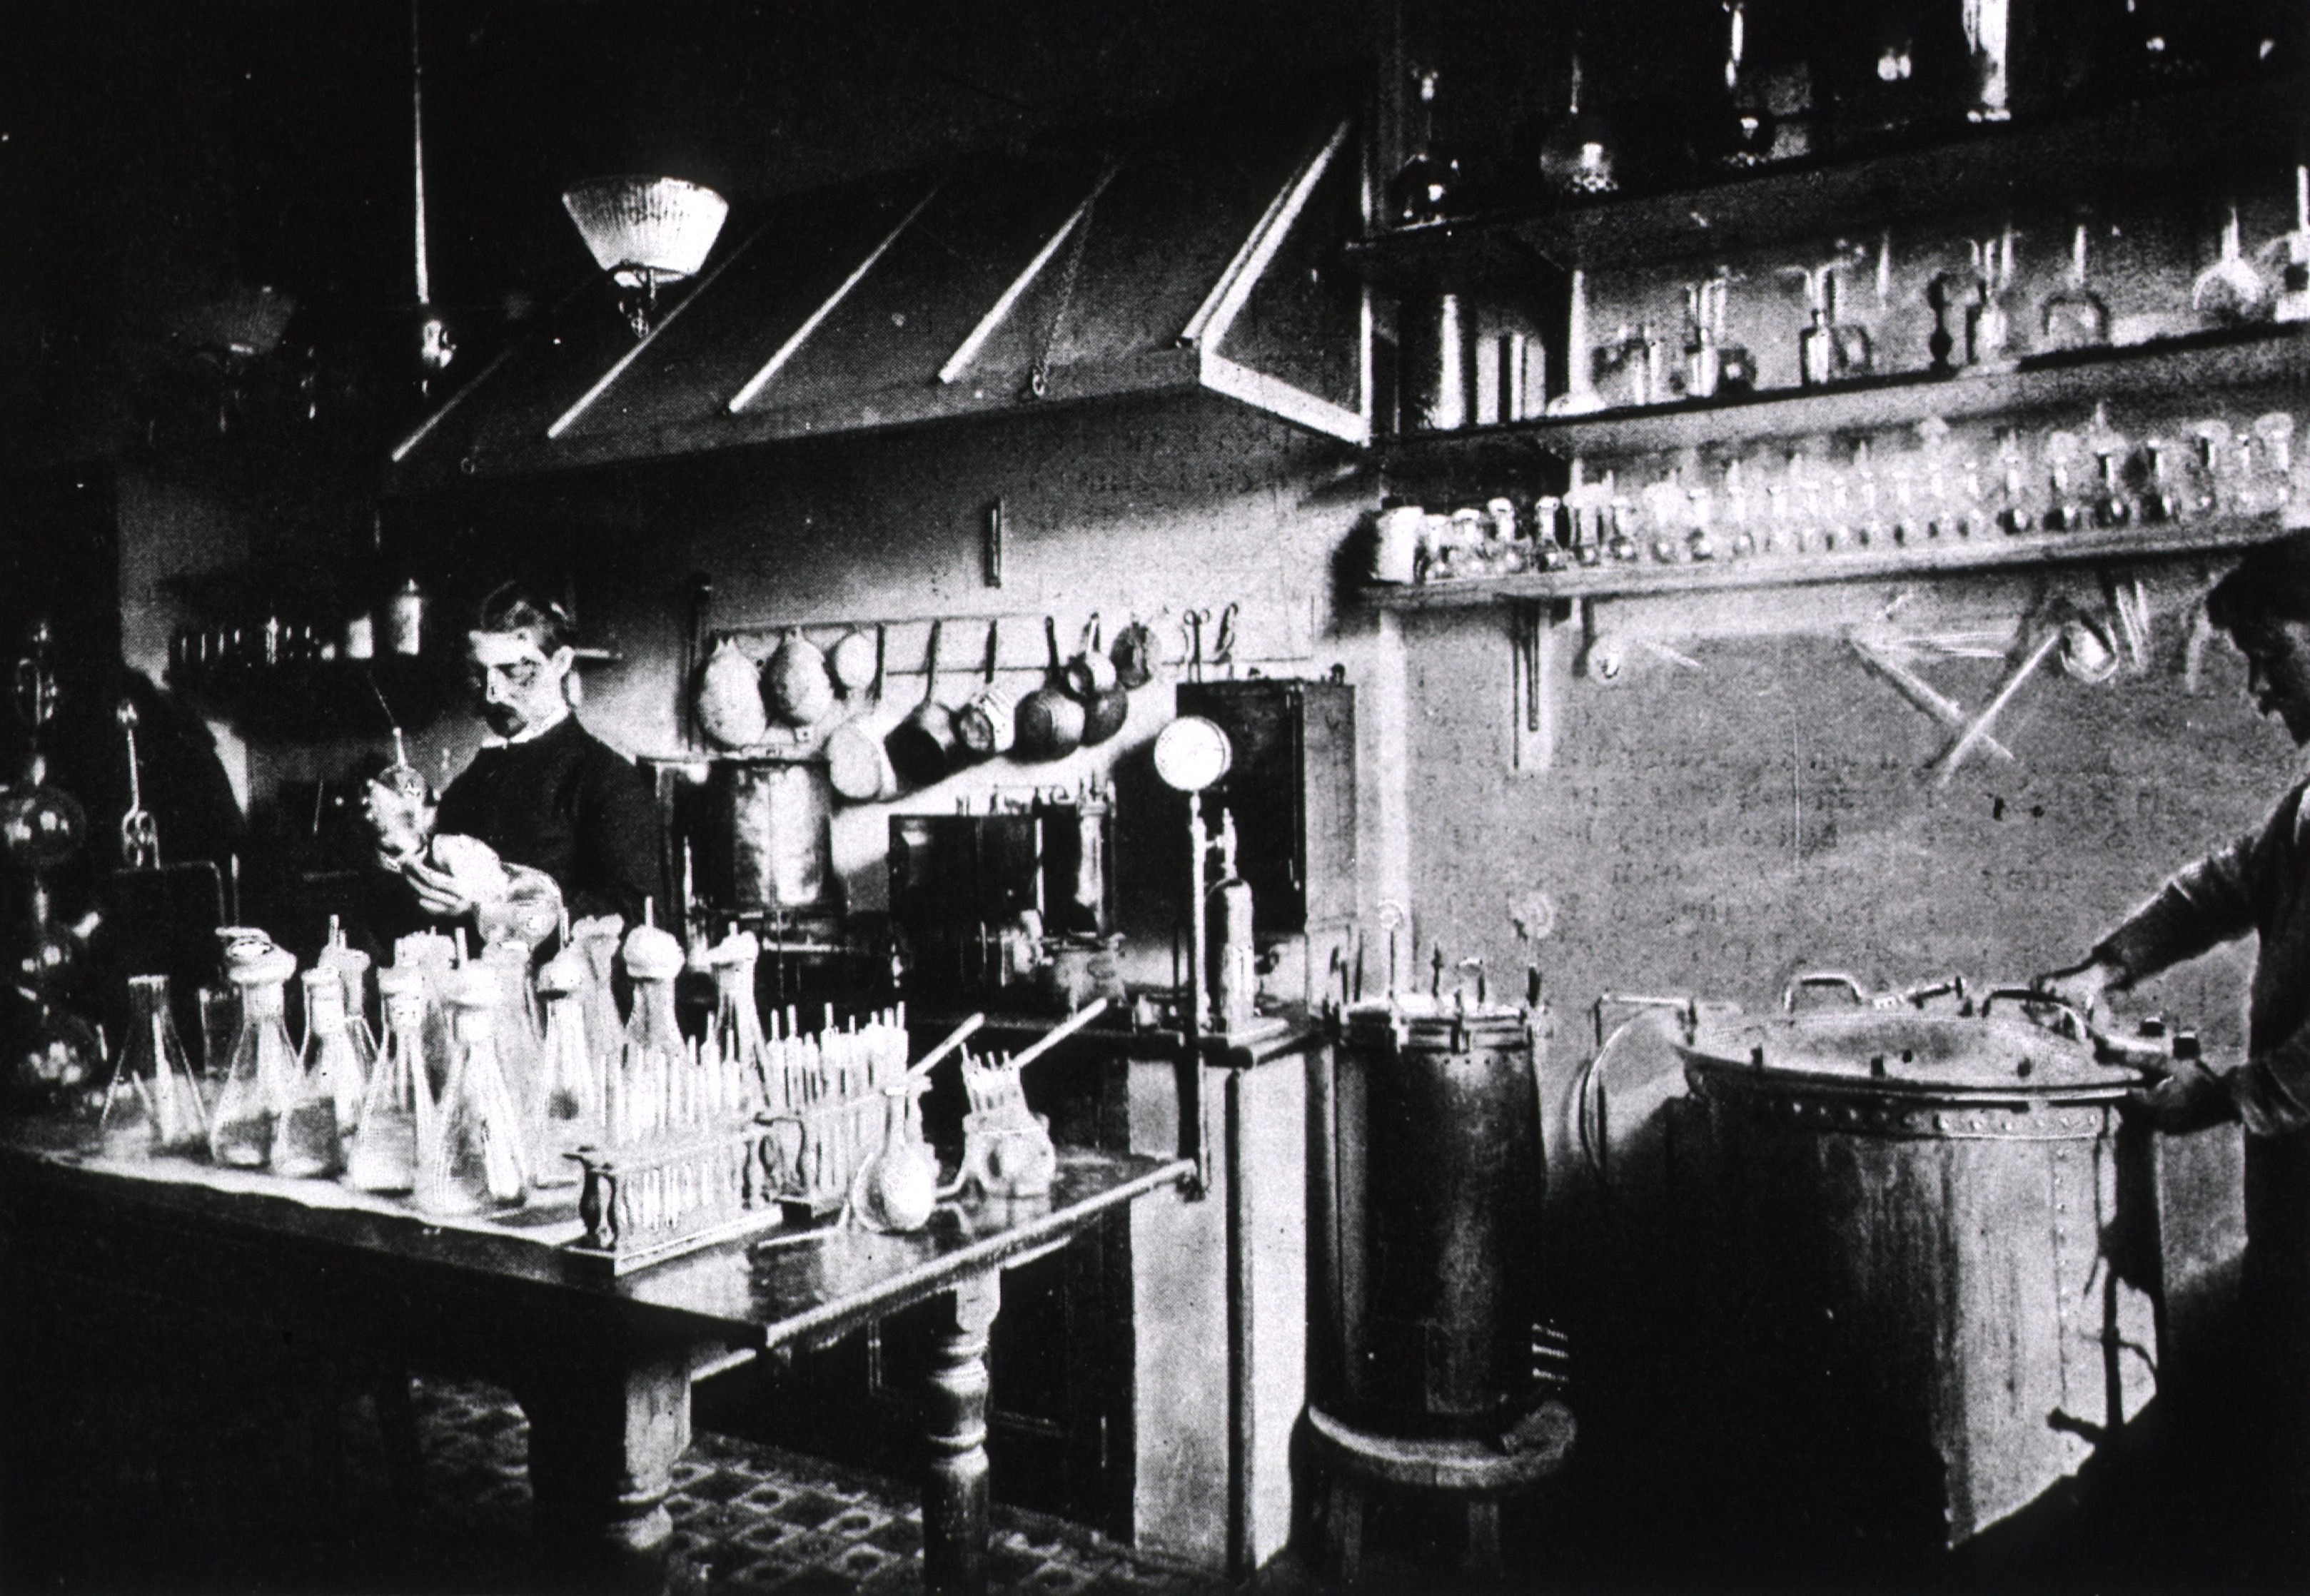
[347, 965, 426, 1195]
[97, 974, 208, 1158]
[208, 945, 301, 1168]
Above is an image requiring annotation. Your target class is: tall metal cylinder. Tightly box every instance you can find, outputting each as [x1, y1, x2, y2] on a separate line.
[1334, 998, 1548, 1438]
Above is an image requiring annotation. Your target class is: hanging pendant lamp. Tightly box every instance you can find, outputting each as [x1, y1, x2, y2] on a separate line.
[560, 176, 730, 338]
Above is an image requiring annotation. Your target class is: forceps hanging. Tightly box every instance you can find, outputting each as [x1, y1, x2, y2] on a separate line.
[117, 699, 159, 869]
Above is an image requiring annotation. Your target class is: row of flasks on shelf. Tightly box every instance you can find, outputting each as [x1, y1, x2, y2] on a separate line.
[1407, 190, 2310, 433]
[1388, 6, 2305, 227]
[1373, 405, 2301, 584]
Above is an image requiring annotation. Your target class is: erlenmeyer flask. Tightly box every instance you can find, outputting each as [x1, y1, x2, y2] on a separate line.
[347, 966, 425, 1194]
[703, 931, 767, 1118]
[208, 945, 301, 1168]
[415, 965, 528, 1215]
[615, 924, 691, 1144]
[481, 936, 545, 1168]
[99, 974, 208, 1158]
[531, 945, 598, 1186]
[575, 914, 627, 1113]
[286, 968, 364, 1173]
[315, 916, 374, 1049]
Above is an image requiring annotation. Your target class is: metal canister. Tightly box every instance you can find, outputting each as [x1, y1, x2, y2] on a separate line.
[1674, 981, 2153, 1554]
[697, 757, 837, 916]
[1334, 994, 1548, 1438]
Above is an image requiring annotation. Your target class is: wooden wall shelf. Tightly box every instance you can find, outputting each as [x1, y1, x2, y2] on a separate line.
[1364, 514, 2291, 612]
[1379, 327, 2310, 476]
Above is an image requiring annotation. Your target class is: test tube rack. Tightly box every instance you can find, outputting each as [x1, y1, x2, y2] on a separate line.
[561, 1120, 787, 1276]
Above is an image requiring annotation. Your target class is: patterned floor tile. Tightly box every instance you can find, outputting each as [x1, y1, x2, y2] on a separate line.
[388, 1376, 1263, 1596]
[840, 1542, 900, 1575]
[767, 1488, 852, 1530]
[822, 1502, 892, 1540]
[862, 1517, 924, 1557]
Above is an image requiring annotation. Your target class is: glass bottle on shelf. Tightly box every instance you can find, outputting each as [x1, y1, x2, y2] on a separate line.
[2272, 168, 2310, 325]
[1995, 433, 2037, 535]
[2188, 420, 2234, 517]
[347, 966, 425, 1195]
[1703, 0, 1780, 169]
[1721, 460, 1756, 557]
[1685, 474, 1718, 562]
[1538, 51, 1620, 198]
[2042, 431, 2086, 532]
[2194, 207, 2274, 326]
[98, 974, 208, 1158]
[2087, 405, 2135, 529]
[2134, 440, 2179, 523]
[2041, 224, 2111, 351]
[2244, 413, 2298, 515]
[1851, 440, 1889, 547]
[208, 945, 301, 1169]
[415, 965, 528, 1216]
[1390, 68, 1460, 226]
[533, 944, 602, 1185]
[1644, 476, 1686, 564]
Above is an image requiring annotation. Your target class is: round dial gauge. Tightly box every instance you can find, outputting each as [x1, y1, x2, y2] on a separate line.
[1153, 716, 1233, 792]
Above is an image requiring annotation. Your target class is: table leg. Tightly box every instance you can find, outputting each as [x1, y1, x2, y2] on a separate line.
[923, 1270, 1004, 1596]
[515, 1352, 692, 1595]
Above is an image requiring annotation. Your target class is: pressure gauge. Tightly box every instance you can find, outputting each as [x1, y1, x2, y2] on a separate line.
[1154, 715, 1232, 793]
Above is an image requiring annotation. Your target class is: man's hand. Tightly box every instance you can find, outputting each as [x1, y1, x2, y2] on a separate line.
[2033, 956, 2126, 1024]
[2124, 1059, 2237, 1133]
[400, 857, 479, 922]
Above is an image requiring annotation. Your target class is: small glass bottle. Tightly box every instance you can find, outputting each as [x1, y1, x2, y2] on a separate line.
[1995, 432, 2032, 535]
[348, 966, 426, 1195]
[2188, 420, 2234, 518]
[208, 946, 302, 1169]
[98, 974, 208, 1158]
[2246, 413, 2299, 515]
[415, 965, 528, 1215]
[273, 970, 350, 1179]
[2139, 440, 2184, 524]
[2041, 432, 2084, 532]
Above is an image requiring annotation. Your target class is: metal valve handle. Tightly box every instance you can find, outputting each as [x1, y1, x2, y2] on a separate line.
[1978, 985, 2089, 1042]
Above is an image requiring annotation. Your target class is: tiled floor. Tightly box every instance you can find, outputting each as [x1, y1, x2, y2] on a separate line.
[400, 1377, 1241, 1596]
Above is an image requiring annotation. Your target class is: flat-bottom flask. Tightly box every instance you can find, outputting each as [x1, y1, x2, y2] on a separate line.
[614, 924, 692, 1144]
[347, 966, 425, 1194]
[208, 946, 301, 1168]
[415, 965, 528, 1216]
[703, 931, 767, 1118]
[532, 946, 600, 1186]
[99, 974, 208, 1158]
[273, 968, 358, 1177]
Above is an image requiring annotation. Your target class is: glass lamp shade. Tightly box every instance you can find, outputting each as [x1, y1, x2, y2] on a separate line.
[560, 176, 730, 289]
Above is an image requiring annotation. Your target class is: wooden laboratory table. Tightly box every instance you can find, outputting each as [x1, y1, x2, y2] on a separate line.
[0, 1127, 1193, 1595]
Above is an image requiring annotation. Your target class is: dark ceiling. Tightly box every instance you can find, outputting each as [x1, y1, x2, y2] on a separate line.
[2, 0, 1368, 458]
